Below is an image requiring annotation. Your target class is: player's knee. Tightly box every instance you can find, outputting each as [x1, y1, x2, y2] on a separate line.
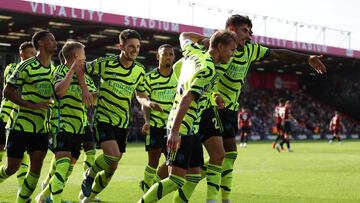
[148, 158, 160, 168]
[148, 149, 162, 166]
[105, 154, 121, 172]
[211, 150, 225, 164]
[105, 149, 121, 158]
[29, 163, 44, 174]
[218, 151, 225, 162]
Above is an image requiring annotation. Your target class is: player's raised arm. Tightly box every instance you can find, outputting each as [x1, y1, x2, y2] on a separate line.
[269, 49, 327, 74]
[179, 32, 209, 48]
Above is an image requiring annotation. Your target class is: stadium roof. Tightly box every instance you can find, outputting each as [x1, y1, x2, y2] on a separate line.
[1, 0, 359, 73]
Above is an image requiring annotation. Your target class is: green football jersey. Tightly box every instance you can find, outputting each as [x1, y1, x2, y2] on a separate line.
[173, 59, 183, 80]
[214, 43, 269, 111]
[144, 68, 178, 129]
[168, 40, 227, 135]
[7, 57, 55, 133]
[86, 55, 146, 128]
[0, 63, 18, 126]
[50, 64, 97, 134]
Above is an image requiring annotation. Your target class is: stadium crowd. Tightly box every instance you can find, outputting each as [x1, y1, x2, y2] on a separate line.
[236, 88, 358, 137]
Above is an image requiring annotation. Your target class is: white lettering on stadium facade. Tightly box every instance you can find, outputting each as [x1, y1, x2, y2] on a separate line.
[124, 16, 179, 32]
[30, 2, 104, 22]
[253, 36, 328, 53]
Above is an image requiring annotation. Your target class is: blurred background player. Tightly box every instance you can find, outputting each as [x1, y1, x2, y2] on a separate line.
[0, 41, 36, 193]
[272, 99, 285, 149]
[328, 111, 345, 144]
[276, 100, 298, 152]
[139, 44, 177, 192]
[238, 107, 252, 148]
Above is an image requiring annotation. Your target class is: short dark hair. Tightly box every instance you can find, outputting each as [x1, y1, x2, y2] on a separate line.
[279, 98, 285, 104]
[32, 30, 51, 50]
[19, 41, 34, 52]
[119, 29, 141, 44]
[158, 44, 173, 51]
[61, 41, 85, 61]
[225, 15, 252, 29]
[209, 30, 237, 49]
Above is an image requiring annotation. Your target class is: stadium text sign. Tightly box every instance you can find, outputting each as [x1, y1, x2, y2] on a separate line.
[30, 2, 104, 22]
[124, 16, 179, 32]
[253, 35, 328, 54]
[2, 0, 360, 59]
[28, 3, 180, 32]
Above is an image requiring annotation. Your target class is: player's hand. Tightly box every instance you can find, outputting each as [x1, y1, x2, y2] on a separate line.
[82, 89, 93, 107]
[70, 58, 86, 73]
[167, 131, 180, 153]
[308, 55, 327, 74]
[142, 122, 150, 136]
[150, 102, 163, 112]
[214, 94, 225, 109]
[200, 37, 210, 49]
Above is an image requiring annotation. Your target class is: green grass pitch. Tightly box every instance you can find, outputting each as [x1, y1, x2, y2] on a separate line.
[0, 140, 359, 203]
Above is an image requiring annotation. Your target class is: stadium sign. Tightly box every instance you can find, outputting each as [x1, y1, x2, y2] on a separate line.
[30, 2, 104, 22]
[1, 0, 360, 59]
[253, 36, 328, 53]
[0, 0, 192, 33]
[124, 16, 179, 32]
